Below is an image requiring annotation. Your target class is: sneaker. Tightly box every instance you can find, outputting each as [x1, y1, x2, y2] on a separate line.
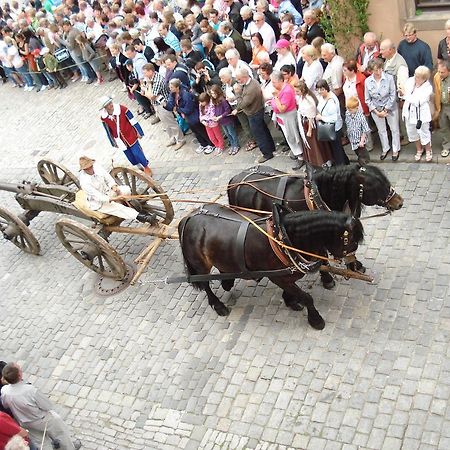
[231, 147, 240, 155]
[24, 86, 31, 91]
[166, 138, 176, 147]
[173, 140, 186, 151]
[150, 116, 161, 125]
[257, 154, 274, 164]
[39, 85, 48, 92]
[203, 145, 215, 155]
[214, 148, 223, 156]
[228, 147, 234, 155]
[195, 145, 204, 154]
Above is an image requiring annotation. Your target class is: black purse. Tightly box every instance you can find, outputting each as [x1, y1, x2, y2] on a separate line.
[317, 99, 336, 141]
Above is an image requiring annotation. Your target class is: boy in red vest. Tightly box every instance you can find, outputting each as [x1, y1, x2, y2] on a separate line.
[100, 96, 153, 176]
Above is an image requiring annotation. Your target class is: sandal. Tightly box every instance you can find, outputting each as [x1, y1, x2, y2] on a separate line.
[441, 148, 450, 158]
[415, 149, 424, 162]
[425, 149, 433, 162]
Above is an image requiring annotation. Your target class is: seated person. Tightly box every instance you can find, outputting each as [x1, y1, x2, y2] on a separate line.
[78, 156, 156, 224]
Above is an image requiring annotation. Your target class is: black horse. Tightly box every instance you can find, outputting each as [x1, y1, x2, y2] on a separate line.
[178, 204, 364, 330]
[227, 164, 403, 276]
[228, 164, 403, 217]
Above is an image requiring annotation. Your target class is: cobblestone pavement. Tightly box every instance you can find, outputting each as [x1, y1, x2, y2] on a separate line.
[0, 81, 450, 450]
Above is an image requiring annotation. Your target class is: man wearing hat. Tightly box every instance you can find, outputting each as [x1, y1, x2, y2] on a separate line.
[78, 156, 157, 223]
[100, 96, 153, 177]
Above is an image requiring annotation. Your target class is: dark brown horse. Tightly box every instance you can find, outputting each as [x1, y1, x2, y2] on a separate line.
[227, 164, 403, 276]
[178, 204, 364, 329]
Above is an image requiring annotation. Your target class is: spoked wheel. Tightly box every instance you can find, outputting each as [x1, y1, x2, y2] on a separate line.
[55, 218, 127, 280]
[37, 159, 80, 189]
[0, 207, 40, 255]
[110, 167, 174, 225]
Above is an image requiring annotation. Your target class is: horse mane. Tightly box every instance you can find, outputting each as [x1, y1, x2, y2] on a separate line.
[283, 210, 364, 245]
[312, 165, 360, 210]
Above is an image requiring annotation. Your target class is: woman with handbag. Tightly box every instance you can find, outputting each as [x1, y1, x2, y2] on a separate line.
[316, 79, 350, 165]
[295, 79, 334, 167]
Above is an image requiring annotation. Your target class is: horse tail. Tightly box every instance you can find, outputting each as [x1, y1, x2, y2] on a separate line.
[178, 216, 208, 291]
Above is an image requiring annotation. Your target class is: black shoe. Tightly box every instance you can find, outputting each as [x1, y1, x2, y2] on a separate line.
[380, 150, 391, 160]
[257, 154, 274, 164]
[289, 153, 297, 160]
[137, 212, 158, 225]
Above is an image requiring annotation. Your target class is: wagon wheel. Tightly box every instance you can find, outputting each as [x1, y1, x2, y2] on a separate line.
[55, 218, 127, 280]
[110, 167, 174, 225]
[0, 207, 40, 255]
[37, 159, 80, 189]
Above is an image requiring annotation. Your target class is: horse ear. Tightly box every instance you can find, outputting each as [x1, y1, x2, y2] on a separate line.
[342, 200, 352, 215]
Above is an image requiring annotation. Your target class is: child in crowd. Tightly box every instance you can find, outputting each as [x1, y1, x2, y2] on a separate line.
[40, 47, 68, 89]
[345, 96, 371, 165]
[209, 85, 240, 155]
[75, 34, 103, 85]
[199, 92, 224, 155]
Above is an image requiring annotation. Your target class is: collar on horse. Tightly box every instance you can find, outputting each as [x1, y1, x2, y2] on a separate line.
[266, 206, 322, 274]
[303, 179, 331, 212]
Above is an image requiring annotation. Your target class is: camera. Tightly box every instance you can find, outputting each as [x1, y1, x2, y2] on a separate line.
[416, 120, 422, 129]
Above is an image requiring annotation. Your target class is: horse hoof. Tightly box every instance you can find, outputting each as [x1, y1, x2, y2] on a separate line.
[322, 279, 335, 290]
[287, 302, 304, 311]
[213, 304, 230, 316]
[309, 315, 325, 330]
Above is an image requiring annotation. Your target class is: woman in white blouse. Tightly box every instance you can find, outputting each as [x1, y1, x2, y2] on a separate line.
[316, 79, 349, 165]
[301, 45, 323, 94]
[295, 80, 333, 166]
[400, 66, 434, 162]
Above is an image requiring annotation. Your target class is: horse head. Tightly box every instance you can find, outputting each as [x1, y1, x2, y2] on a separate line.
[355, 165, 403, 212]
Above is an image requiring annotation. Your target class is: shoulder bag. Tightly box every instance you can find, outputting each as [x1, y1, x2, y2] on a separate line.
[317, 98, 336, 142]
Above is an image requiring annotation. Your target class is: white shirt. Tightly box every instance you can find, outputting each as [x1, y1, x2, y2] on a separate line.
[402, 77, 433, 124]
[248, 22, 276, 54]
[323, 54, 344, 90]
[343, 76, 358, 101]
[274, 51, 296, 71]
[1, 382, 54, 424]
[7, 45, 23, 69]
[79, 163, 117, 210]
[229, 60, 253, 79]
[297, 94, 317, 118]
[0, 40, 12, 68]
[302, 59, 324, 93]
[318, 92, 343, 131]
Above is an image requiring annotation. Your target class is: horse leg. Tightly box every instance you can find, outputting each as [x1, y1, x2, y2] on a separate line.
[205, 283, 230, 316]
[320, 266, 335, 290]
[221, 278, 235, 291]
[272, 278, 325, 330]
[346, 259, 366, 274]
[282, 291, 304, 311]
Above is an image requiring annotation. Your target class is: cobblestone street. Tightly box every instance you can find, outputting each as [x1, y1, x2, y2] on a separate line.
[1, 82, 450, 450]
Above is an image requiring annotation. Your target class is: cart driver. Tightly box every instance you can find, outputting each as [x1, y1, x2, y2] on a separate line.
[78, 156, 157, 224]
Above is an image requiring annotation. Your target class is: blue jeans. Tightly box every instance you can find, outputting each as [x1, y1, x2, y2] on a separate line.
[16, 64, 33, 87]
[71, 53, 96, 80]
[221, 123, 239, 148]
[247, 109, 275, 157]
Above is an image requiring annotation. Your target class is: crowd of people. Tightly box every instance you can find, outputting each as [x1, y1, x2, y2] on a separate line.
[0, 361, 80, 450]
[0, 0, 449, 168]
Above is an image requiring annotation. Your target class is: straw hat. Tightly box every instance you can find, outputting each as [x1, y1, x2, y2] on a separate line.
[79, 156, 95, 170]
[99, 95, 113, 110]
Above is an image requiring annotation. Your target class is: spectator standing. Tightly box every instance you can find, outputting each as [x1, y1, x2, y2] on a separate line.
[248, 12, 276, 59]
[40, 47, 67, 89]
[75, 33, 103, 85]
[437, 19, 450, 62]
[1, 363, 80, 450]
[233, 67, 276, 163]
[398, 23, 433, 77]
[209, 84, 240, 155]
[301, 44, 323, 94]
[271, 70, 303, 168]
[400, 66, 433, 162]
[364, 58, 400, 161]
[295, 79, 333, 167]
[256, 0, 281, 41]
[355, 31, 380, 77]
[302, 9, 324, 44]
[226, 0, 244, 34]
[274, 38, 296, 70]
[226, 48, 253, 78]
[219, 21, 250, 63]
[321, 43, 344, 97]
[100, 96, 153, 176]
[199, 92, 225, 155]
[345, 96, 371, 165]
[316, 79, 349, 165]
[249, 32, 270, 70]
[158, 22, 180, 53]
[432, 61, 450, 157]
[167, 78, 214, 154]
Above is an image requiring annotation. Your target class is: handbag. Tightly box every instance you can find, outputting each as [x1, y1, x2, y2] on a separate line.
[54, 47, 70, 62]
[176, 114, 190, 134]
[317, 98, 336, 141]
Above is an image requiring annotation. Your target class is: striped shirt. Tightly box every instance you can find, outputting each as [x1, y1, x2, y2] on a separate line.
[345, 110, 370, 151]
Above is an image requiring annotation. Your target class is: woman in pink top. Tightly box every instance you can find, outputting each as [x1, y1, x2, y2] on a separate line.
[271, 70, 304, 169]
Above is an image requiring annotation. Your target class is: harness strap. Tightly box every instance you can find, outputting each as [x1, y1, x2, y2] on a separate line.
[236, 220, 250, 274]
[266, 218, 292, 268]
[275, 176, 288, 205]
